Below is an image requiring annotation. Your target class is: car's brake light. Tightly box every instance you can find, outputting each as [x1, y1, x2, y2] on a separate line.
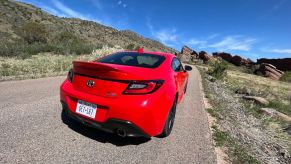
[67, 69, 74, 82]
[137, 47, 143, 54]
[123, 80, 163, 94]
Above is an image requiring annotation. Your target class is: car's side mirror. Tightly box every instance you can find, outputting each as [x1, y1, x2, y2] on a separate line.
[184, 65, 192, 71]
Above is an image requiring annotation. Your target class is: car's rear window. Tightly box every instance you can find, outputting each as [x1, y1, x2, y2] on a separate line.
[96, 52, 165, 68]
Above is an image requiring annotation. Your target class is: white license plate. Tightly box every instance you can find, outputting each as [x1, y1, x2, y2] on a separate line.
[76, 100, 97, 119]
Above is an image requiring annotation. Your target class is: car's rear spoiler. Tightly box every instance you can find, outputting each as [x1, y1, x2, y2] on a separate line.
[73, 61, 128, 80]
[73, 61, 119, 71]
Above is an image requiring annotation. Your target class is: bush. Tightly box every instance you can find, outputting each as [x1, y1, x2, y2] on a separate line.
[207, 61, 228, 80]
[125, 43, 135, 50]
[0, 40, 53, 58]
[50, 31, 94, 55]
[0, 31, 95, 58]
[19, 22, 48, 44]
[280, 71, 291, 83]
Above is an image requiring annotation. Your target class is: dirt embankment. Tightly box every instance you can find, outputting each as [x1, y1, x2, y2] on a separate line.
[202, 71, 291, 163]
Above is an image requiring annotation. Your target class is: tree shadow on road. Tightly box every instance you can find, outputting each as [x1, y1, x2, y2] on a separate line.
[61, 110, 151, 146]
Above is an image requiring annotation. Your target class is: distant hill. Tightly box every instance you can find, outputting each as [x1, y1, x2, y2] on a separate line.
[0, 0, 176, 56]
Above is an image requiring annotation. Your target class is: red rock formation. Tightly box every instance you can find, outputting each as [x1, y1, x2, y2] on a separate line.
[178, 46, 198, 62]
[255, 63, 284, 80]
[181, 46, 193, 55]
[257, 58, 291, 71]
[232, 55, 244, 66]
[199, 51, 211, 63]
[213, 52, 232, 62]
[191, 50, 199, 59]
[213, 52, 254, 66]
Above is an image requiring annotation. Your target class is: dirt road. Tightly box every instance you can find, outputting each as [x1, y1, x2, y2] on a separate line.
[0, 67, 216, 163]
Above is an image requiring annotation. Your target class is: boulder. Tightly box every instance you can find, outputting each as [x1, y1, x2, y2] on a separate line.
[235, 86, 251, 95]
[261, 108, 291, 122]
[257, 58, 291, 71]
[198, 51, 211, 63]
[283, 125, 291, 135]
[255, 63, 284, 80]
[242, 96, 269, 106]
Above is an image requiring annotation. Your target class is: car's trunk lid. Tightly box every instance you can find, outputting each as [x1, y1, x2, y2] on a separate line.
[72, 61, 155, 98]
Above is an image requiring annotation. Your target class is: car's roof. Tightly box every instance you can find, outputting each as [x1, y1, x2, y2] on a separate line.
[117, 50, 176, 58]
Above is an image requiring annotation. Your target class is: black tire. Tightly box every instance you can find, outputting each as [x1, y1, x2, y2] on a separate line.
[184, 82, 188, 93]
[158, 97, 177, 138]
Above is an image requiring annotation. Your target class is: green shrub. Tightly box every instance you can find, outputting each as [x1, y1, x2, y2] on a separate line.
[212, 126, 229, 146]
[0, 31, 95, 58]
[206, 108, 221, 119]
[125, 43, 135, 50]
[207, 61, 228, 80]
[0, 40, 53, 58]
[280, 71, 291, 83]
[19, 22, 48, 44]
[50, 31, 94, 55]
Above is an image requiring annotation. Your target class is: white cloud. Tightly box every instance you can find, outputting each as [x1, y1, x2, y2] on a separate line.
[117, 0, 127, 8]
[52, 0, 87, 19]
[146, 18, 154, 33]
[207, 33, 219, 40]
[155, 28, 178, 44]
[186, 39, 206, 46]
[185, 33, 220, 49]
[208, 36, 256, 51]
[146, 19, 178, 46]
[267, 49, 291, 54]
[39, 4, 64, 16]
[89, 0, 103, 10]
[52, 0, 101, 23]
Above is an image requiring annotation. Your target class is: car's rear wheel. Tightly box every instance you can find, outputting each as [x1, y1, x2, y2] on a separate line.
[158, 97, 177, 138]
[184, 82, 188, 93]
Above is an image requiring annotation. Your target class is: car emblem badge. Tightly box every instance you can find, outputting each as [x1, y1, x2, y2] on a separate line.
[86, 80, 95, 87]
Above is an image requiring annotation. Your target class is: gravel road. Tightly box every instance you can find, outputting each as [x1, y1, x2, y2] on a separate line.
[0, 67, 216, 164]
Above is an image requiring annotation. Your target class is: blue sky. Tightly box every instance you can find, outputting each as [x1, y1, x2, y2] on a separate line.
[18, 0, 291, 60]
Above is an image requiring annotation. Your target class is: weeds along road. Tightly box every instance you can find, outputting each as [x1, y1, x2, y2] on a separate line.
[0, 66, 216, 164]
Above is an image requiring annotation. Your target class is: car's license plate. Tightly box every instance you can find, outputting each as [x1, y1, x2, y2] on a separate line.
[76, 100, 97, 118]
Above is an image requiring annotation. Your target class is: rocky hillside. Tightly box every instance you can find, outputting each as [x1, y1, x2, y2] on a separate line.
[257, 58, 291, 72]
[177, 45, 291, 81]
[0, 0, 175, 54]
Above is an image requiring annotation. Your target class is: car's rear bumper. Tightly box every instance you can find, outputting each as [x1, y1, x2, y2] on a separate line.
[61, 101, 150, 138]
[60, 80, 174, 136]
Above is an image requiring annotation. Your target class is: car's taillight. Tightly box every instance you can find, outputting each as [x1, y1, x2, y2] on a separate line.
[67, 69, 74, 82]
[123, 80, 164, 94]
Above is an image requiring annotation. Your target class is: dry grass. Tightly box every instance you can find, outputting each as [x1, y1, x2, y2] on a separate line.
[225, 70, 291, 117]
[199, 66, 291, 163]
[227, 70, 291, 102]
[0, 46, 123, 81]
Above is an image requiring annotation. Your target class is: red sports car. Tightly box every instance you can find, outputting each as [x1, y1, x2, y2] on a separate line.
[60, 49, 192, 138]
